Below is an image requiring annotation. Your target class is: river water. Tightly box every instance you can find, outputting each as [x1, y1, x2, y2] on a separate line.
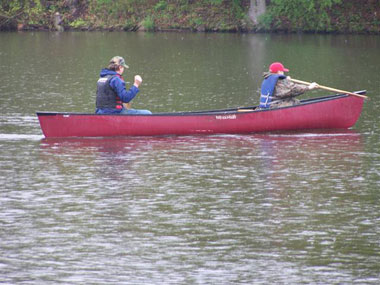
[1, 32, 379, 284]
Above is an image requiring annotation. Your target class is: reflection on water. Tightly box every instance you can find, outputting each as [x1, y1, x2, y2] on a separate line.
[2, 130, 378, 283]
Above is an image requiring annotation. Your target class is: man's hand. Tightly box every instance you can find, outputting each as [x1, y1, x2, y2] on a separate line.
[134, 75, 142, 87]
[308, 82, 319, 90]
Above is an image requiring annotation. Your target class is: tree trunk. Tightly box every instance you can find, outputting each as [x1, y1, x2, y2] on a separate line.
[53, 12, 64, 32]
[249, 0, 266, 24]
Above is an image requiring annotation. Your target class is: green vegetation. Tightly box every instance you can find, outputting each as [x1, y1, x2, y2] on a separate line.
[257, 0, 380, 33]
[259, 0, 343, 32]
[1, 0, 379, 34]
[142, 16, 155, 32]
[0, 0, 48, 29]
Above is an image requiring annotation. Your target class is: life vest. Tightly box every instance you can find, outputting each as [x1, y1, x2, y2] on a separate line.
[96, 75, 123, 110]
[260, 74, 286, 108]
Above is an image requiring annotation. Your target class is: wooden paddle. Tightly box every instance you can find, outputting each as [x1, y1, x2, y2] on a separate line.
[123, 102, 132, 109]
[290, 78, 368, 99]
[237, 107, 257, 112]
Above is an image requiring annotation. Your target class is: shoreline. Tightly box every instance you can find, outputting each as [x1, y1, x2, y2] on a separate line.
[6, 25, 380, 35]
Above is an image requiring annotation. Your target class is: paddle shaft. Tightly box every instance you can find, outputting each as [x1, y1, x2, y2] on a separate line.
[123, 102, 132, 109]
[290, 78, 368, 99]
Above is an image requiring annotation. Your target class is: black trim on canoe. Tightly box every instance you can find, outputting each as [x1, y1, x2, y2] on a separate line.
[36, 92, 366, 117]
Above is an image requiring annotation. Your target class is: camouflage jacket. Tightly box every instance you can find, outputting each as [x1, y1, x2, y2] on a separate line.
[262, 72, 309, 108]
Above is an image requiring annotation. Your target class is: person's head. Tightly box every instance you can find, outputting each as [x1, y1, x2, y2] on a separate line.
[108, 56, 129, 74]
[269, 62, 289, 75]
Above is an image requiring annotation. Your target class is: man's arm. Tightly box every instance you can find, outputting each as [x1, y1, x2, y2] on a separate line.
[110, 77, 139, 103]
[274, 78, 309, 98]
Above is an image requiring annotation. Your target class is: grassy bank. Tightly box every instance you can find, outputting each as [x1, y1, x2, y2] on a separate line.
[1, 0, 379, 34]
[260, 0, 380, 34]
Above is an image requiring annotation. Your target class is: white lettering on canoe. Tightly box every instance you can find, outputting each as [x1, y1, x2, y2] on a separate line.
[215, 114, 237, 120]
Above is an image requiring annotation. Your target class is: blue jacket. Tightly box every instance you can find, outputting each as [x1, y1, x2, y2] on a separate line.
[96, 69, 139, 114]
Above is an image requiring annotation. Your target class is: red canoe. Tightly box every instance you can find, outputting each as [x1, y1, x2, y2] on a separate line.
[36, 92, 365, 138]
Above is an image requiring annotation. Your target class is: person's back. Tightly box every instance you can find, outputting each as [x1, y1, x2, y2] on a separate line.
[96, 68, 125, 113]
[95, 56, 152, 115]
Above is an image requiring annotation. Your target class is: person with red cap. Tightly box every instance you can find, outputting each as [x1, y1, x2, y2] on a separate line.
[259, 62, 318, 109]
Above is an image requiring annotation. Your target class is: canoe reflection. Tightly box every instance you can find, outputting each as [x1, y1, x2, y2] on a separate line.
[39, 129, 363, 159]
[247, 129, 364, 198]
[39, 130, 363, 185]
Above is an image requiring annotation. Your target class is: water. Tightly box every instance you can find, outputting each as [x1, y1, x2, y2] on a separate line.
[1, 32, 380, 284]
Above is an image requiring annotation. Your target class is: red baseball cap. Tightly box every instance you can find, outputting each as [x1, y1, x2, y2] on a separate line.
[269, 62, 289, 73]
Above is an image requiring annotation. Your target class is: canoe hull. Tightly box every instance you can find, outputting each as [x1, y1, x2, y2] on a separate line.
[37, 93, 365, 138]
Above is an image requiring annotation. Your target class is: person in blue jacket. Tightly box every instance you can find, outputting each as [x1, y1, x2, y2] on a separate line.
[95, 56, 152, 115]
[260, 62, 318, 109]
